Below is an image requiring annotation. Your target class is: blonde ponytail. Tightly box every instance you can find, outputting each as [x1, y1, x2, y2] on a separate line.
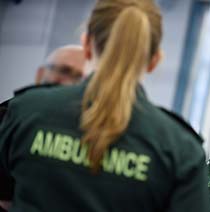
[81, 6, 152, 170]
[79, 0, 162, 171]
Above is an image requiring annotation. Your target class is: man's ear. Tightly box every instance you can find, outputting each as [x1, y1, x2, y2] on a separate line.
[35, 67, 45, 84]
[147, 49, 164, 73]
[81, 33, 92, 60]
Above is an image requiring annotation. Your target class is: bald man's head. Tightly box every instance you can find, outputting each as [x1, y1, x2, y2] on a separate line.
[36, 45, 85, 85]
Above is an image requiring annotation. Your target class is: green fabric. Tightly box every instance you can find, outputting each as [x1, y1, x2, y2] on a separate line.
[0, 78, 209, 212]
[208, 160, 210, 200]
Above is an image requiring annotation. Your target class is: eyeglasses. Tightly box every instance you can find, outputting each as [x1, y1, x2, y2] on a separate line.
[44, 64, 83, 81]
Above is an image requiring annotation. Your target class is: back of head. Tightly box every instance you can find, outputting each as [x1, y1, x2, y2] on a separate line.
[81, 0, 162, 170]
[46, 45, 85, 74]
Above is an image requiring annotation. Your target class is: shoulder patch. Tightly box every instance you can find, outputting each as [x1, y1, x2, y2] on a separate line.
[159, 107, 204, 144]
[14, 83, 59, 96]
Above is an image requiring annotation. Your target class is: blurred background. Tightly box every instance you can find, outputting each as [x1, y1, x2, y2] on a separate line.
[0, 0, 209, 157]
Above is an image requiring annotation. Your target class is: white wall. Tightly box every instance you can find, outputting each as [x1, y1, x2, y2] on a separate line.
[0, 46, 46, 101]
[144, 0, 192, 108]
[0, 0, 57, 102]
[47, 0, 94, 53]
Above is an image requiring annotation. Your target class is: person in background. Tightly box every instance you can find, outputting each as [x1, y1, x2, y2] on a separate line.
[0, 0, 209, 211]
[0, 45, 85, 211]
[35, 45, 85, 85]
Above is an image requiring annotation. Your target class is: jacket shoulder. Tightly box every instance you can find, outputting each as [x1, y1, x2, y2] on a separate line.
[0, 84, 60, 120]
[0, 100, 10, 123]
[14, 84, 59, 96]
[159, 107, 203, 144]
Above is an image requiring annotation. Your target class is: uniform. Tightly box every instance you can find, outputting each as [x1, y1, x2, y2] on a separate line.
[208, 160, 210, 199]
[0, 84, 58, 202]
[0, 77, 209, 212]
[0, 100, 14, 204]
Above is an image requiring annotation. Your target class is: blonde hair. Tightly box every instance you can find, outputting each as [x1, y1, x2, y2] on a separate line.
[81, 0, 162, 170]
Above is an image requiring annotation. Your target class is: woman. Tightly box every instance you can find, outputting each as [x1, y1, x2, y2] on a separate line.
[0, 0, 209, 211]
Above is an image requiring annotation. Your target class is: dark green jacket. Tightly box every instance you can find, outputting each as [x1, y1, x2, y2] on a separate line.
[0, 100, 14, 202]
[0, 84, 58, 202]
[0, 79, 209, 212]
[208, 160, 210, 199]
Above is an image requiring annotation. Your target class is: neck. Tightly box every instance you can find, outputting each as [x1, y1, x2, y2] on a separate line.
[84, 54, 99, 77]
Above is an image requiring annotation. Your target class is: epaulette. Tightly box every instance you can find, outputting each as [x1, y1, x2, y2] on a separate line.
[159, 107, 204, 144]
[14, 83, 59, 96]
[0, 100, 10, 108]
[0, 84, 59, 123]
[0, 100, 9, 123]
